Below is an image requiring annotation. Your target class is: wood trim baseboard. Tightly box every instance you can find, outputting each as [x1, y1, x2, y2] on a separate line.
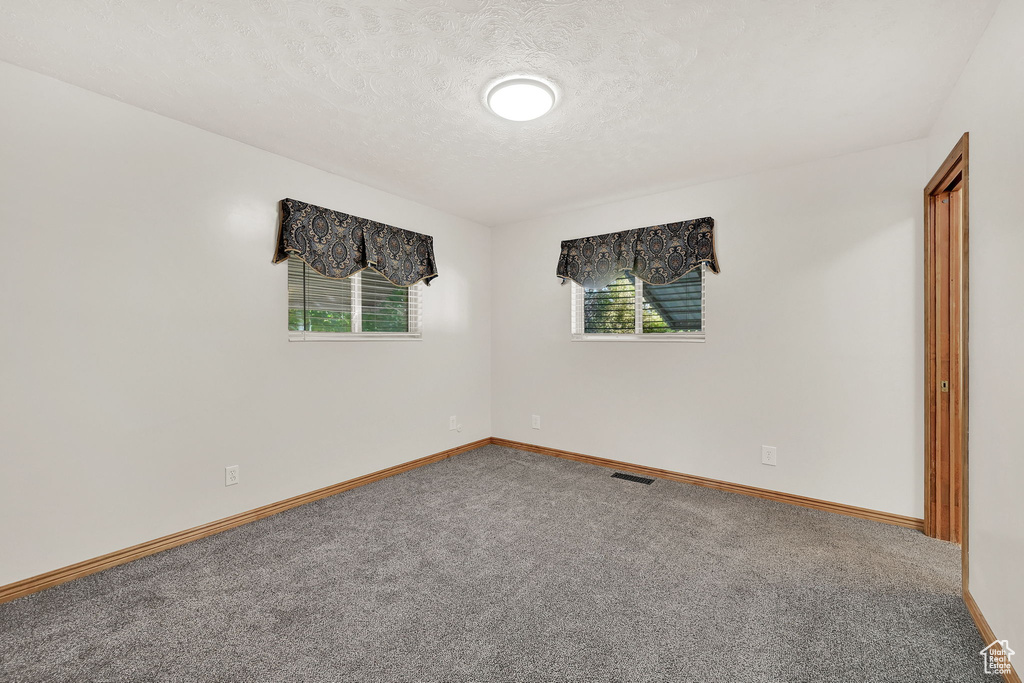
[490, 438, 925, 531]
[0, 436, 940, 606]
[965, 588, 1021, 683]
[0, 437, 491, 606]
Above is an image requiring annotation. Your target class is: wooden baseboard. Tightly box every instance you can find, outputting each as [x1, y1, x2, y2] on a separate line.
[0, 436, 936, 605]
[965, 588, 1021, 683]
[490, 437, 925, 531]
[0, 438, 491, 606]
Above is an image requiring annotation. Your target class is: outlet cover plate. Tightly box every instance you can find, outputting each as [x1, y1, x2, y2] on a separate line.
[761, 446, 777, 466]
[225, 465, 240, 486]
[531, 415, 541, 430]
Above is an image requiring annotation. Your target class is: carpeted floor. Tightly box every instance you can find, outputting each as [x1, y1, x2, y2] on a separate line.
[0, 445, 987, 682]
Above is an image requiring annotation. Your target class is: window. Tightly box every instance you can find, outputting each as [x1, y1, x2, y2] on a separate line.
[570, 265, 705, 342]
[287, 255, 421, 341]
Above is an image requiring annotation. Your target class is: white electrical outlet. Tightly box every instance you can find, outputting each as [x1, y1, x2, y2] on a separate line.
[225, 465, 240, 486]
[449, 415, 457, 431]
[531, 414, 541, 430]
[761, 446, 777, 466]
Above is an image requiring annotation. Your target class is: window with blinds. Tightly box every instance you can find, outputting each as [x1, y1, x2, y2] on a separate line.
[287, 255, 421, 340]
[571, 266, 705, 342]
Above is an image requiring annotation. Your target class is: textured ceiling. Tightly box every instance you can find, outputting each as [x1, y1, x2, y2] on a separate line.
[0, 1, 998, 226]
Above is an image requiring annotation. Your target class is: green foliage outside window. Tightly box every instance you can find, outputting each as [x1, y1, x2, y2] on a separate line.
[583, 270, 701, 335]
[288, 267, 409, 334]
[583, 275, 637, 334]
[361, 274, 409, 333]
[288, 308, 352, 333]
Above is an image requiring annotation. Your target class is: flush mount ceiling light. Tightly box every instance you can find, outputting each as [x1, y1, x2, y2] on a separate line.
[486, 77, 557, 122]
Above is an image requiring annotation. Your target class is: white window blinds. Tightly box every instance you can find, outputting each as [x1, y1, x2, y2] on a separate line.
[287, 255, 422, 340]
[571, 266, 705, 342]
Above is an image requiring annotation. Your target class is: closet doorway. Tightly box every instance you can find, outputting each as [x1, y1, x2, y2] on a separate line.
[924, 133, 969, 558]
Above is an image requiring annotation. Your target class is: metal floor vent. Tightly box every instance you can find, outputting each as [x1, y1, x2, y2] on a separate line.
[611, 472, 654, 485]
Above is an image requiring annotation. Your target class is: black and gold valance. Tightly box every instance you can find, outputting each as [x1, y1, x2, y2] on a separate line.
[274, 198, 438, 286]
[556, 217, 719, 288]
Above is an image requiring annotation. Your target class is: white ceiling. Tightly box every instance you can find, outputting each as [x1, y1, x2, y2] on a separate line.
[0, 1, 998, 226]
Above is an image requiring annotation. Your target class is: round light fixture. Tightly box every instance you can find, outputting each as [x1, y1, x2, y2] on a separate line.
[486, 77, 556, 121]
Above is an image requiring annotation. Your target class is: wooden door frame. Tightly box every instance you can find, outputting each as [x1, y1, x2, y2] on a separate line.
[923, 133, 969, 586]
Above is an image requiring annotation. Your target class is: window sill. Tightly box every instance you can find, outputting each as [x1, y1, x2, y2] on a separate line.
[289, 332, 422, 342]
[570, 333, 705, 343]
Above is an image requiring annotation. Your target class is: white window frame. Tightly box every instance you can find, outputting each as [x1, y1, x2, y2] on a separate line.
[289, 268, 423, 343]
[570, 265, 705, 343]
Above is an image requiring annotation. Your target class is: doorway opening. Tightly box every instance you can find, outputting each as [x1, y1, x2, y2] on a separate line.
[923, 133, 969, 559]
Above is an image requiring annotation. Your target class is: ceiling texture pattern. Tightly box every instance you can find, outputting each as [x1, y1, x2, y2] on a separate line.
[0, 0, 999, 225]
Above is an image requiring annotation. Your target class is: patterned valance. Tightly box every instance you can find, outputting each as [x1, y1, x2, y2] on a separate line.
[273, 198, 438, 287]
[556, 217, 719, 288]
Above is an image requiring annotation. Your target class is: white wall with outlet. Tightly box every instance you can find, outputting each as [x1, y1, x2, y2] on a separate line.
[490, 139, 927, 518]
[926, 0, 1024, 656]
[0, 61, 492, 586]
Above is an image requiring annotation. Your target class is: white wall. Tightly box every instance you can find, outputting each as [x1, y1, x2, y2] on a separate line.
[491, 140, 928, 518]
[0, 61, 491, 586]
[927, 0, 1024, 650]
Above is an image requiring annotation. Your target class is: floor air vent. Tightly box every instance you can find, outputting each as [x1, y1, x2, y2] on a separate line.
[611, 472, 654, 485]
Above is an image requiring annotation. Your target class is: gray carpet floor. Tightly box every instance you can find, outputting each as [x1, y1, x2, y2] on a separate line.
[0, 445, 987, 682]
